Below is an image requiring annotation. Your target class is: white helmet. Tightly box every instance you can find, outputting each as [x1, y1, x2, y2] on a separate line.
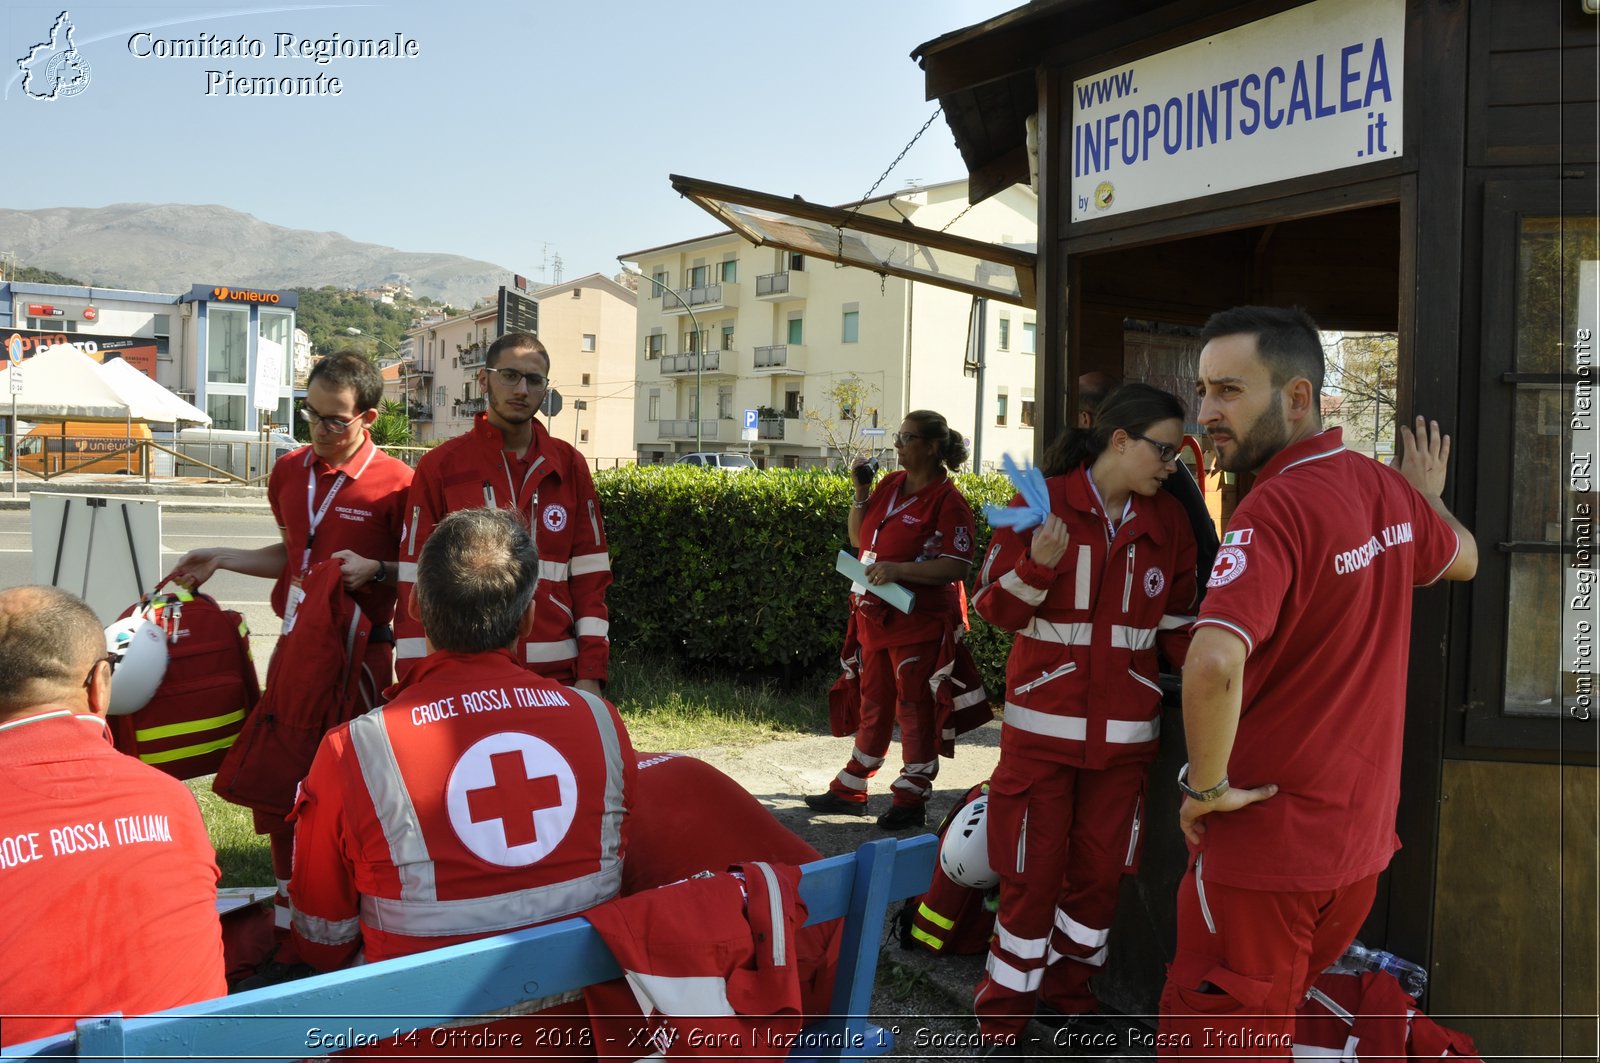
[939, 794, 997, 889]
[103, 617, 168, 716]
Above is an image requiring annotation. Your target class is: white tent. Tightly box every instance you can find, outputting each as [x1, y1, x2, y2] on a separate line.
[0, 343, 212, 425]
[98, 356, 211, 427]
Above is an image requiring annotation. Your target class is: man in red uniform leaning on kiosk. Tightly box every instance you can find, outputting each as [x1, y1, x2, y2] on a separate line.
[0, 586, 226, 1048]
[1157, 306, 1478, 1056]
[394, 332, 610, 693]
[288, 507, 633, 971]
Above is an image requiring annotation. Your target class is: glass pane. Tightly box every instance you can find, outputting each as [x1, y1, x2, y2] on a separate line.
[206, 393, 246, 430]
[260, 310, 294, 387]
[1516, 215, 1599, 373]
[1509, 386, 1571, 541]
[1504, 552, 1565, 717]
[787, 318, 803, 345]
[206, 306, 249, 384]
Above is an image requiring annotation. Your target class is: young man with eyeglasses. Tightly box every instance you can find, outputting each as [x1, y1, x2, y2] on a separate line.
[0, 586, 227, 1048]
[165, 350, 412, 973]
[394, 332, 611, 694]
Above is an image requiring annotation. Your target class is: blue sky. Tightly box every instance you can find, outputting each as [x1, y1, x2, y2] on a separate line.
[1, 1, 1016, 283]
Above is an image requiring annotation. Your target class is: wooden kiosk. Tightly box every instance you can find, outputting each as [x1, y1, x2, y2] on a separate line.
[913, 0, 1596, 1054]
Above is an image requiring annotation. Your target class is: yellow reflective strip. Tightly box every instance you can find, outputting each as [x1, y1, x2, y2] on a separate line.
[138, 733, 239, 765]
[910, 926, 946, 950]
[918, 901, 956, 931]
[134, 708, 246, 742]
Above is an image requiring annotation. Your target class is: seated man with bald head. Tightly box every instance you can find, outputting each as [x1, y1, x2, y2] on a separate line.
[0, 586, 226, 1049]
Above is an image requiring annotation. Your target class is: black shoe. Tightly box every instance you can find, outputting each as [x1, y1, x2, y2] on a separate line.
[875, 803, 927, 830]
[235, 959, 316, 992]
[804, 791, 868, 815]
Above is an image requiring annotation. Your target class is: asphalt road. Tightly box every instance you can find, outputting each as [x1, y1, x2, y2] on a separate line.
[0, 506, 283, 684]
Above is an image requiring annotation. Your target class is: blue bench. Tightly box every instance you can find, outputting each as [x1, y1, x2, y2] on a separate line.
[8, 834, 937, 1062]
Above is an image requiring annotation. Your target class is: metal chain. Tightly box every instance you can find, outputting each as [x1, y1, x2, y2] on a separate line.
[836, 107, 944, 262]
[938, 199, 977, 233]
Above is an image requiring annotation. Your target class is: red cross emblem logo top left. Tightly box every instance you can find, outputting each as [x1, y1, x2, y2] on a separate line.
[446, 733, 578, 866]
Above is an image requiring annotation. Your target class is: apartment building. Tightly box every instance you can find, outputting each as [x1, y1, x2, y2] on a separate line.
[405, 274, 636, 465]
[621, 179, 1038, 470]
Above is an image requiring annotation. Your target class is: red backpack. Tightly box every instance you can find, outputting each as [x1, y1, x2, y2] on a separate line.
[110, 584, 261, 781]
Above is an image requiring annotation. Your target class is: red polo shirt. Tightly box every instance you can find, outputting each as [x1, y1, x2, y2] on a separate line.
[267, 435, 413, 626]
[1191, 428, 1459, 891]
[854, 470, 976, 650]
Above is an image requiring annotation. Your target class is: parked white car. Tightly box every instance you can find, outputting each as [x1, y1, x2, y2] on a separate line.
[675, 452, 756, 471]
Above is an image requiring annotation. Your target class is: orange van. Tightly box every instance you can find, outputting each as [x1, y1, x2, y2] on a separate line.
[14, 421, 152, 476]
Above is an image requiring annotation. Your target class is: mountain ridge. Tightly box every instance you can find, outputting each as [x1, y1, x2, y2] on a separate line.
[0, 203, 515, 309]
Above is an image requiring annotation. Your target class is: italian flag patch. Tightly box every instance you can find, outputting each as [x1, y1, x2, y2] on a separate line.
[1221, 529, 1253, 547]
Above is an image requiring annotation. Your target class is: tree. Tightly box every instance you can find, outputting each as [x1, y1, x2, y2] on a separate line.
[1325, 332, 1397, 457]
[368, 400, 412, 447]
[803, 373, 882, 470]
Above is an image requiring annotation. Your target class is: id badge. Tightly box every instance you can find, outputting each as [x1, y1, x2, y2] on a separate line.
[282, 581, 306, 635]
[852, 550, 877, 596]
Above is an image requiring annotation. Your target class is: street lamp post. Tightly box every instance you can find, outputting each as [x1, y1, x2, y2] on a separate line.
[618, 265, 704, 453]
[346, 327, 410, 437]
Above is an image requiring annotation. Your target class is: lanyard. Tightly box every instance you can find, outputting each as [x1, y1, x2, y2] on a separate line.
[498, 450, 546, 520]
[867, 486, 921, 551]
[302, 467, 349, 575]
[1084, 469, 1132, 544]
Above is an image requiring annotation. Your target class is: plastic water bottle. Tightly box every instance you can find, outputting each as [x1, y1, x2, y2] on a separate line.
[1327, 939, 1428, 998]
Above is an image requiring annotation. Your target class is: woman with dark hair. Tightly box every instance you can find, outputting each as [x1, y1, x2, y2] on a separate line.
[969, 383, 1199, 1047]
[806, 410, 983, 831]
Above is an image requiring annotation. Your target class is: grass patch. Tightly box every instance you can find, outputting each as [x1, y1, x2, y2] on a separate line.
[188, 650, 838, 884]
[187, 778, 272, 887]
[608, 648, 832, 751]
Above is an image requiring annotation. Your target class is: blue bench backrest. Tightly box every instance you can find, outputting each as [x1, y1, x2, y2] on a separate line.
[6, 834, 937, 1062]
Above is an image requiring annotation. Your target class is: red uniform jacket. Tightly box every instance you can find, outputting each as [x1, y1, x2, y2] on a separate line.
[288, 649, 634, 968]
[395, 415, 611, 685]
[585, 863, 808, 1061]
[0, 712, 226, 1047]
[972, 466, 1197, 769]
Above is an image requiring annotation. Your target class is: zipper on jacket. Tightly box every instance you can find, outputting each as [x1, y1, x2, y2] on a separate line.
[587, 499, 601, 545]
[1122, 545, 1135, 613]
[1195, 854, 1216, 934]
[407, 505, 421, 558]
[1016, 808, 1028, 874]
[482, 481, 495, 508]
[1128, 668, 1164, 696]
[1012, 661, 1077, 696]
[1124, 796, 1142, 867]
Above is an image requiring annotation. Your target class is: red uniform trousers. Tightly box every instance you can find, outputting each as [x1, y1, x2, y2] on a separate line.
[1156, 858, 1378, 1059]
[974, 752, 1147, 1039]
[262, 638, 395, 949]
[827, 639, 940, 810]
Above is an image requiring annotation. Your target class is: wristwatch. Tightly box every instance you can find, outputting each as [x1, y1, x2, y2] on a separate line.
[373, 560, 388, 583]
[1177, 762, 1230, 802]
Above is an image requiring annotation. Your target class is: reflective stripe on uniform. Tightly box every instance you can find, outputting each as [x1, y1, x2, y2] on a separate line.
[525, 639, 578, 664]
[538, 560, 569, 582]
[1055, 909, 1110, 949]
[575, 617, 609, 639]
[569, 552, 611, 576]
[349, 711, 438, 902]
[998, 569, 1047, 605]
[396, 637, 428, 661]
[984, 952, 1043, 992]
[996, 920, 1049, 961]
[1110, 625, 1156, 651]
[1018, 618, 1093, 646]
[396, 561, 419, 584]
[359, 866, 623, 937]
[1003, 704, 1158, 744]
[293, 909, 361, 946]
[1158, 613, 1195, 630]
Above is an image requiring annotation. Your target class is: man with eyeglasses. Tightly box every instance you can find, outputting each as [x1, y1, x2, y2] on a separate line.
[0, 586, 226, 1048]
[165, 350, 412, 974]
[394, 332, 611, 693]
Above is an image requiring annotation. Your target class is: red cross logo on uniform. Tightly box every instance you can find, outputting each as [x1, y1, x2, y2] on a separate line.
[447, 733, 579, 866]
[1208, 546, 1248, 587]
[466, 751, 563, 848]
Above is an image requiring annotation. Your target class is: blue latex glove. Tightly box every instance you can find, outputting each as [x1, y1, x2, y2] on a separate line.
[983, 454, 1051, 532]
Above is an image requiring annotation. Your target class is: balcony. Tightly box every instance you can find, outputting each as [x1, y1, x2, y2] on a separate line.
[753, 344, 806, 375]
[456, 397, 487, 416]
[659, 350, 734, 377]
[407, 402, 431, 422]
[657, 419, 721, 441]
[755, 271, 808, 301]
[458, 343, 488, 369]
[661, 283, 738, 315]
[757, 416, 785, 441]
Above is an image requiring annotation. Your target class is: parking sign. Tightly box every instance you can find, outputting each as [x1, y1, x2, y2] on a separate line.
[744, 409, 758, 430]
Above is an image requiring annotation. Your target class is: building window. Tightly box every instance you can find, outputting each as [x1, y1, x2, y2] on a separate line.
[998, 317, 1011, 350]
[582, 334, 596, 352]
[647, 333, 664, 359]
[842, 310, 859, 343]
[580, 429, 590, 443]
[582, 373, 592, 386]
[718, 385, 733, 420]
[787, 317, 804, 345]
[688, 264, 709, 288]
[27, 317, 75, 332]
[721, 324, 735, 351]
[1021, 321, 1037, 355]
[153, 313, 172, 357]
[651, 270, 668, 296]
[260, 309, 294, 388]
[206, 393, 246, 430]
[784, 390, 802, 418]
[206, 305, 249, 384]
[720, 259, 737, 283]
[996, 392, 1009, 427]
[789, 253, 805, 271]
[648, 389, 660, 421]
[1021, 398, 1036, 428]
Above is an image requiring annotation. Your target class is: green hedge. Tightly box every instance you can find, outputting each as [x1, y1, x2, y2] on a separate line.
[594, 466, 1019, 691]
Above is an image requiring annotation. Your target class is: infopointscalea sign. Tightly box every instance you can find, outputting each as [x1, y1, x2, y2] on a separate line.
[1069, 0, 1404, 222]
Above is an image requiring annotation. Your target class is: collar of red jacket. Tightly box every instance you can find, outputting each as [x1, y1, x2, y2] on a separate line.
[1060, 463, 1173, 546]
[468, 411, 550, 463]
[384, 647, 525, 701]
[306, 432, 378, 479]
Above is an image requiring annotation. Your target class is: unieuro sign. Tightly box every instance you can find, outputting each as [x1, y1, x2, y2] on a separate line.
[211, 286, 282, 304]
[1069, 0, 1404, 222]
